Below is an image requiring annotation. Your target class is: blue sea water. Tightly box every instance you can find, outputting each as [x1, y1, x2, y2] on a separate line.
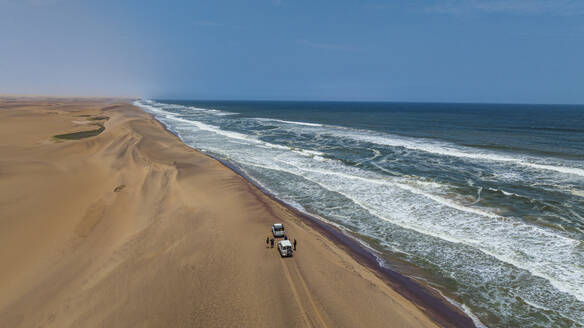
[135, 99, 584, 327]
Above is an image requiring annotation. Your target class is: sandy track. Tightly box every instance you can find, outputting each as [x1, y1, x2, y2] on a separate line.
[0, 97, 439, 327]
[280, 256, 329, 327]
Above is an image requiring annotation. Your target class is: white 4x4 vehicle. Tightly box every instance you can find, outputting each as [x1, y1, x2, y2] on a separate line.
[272, 223, 285, 237]
[277, 240, 293, 257]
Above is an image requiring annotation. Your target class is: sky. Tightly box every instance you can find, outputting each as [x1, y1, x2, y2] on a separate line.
[0, 0, 583, 104]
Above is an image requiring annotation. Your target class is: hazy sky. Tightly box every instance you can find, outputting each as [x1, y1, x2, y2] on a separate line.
[1, 0, 583, 104]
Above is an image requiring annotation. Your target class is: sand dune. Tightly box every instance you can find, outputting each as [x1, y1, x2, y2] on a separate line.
[0, 98, 445, 327]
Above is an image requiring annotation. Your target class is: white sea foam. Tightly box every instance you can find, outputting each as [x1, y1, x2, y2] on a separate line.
[173, 117, 251, 142]
[367, 148, 381, 160]
[212, 111, 239, 116]
[569, 188, 584, 198]
[255, 117, 323, 127]
[426, 284, 488, 328]
[356, 148, 382, 166]
[135, 100, 323, 157]
[462, 304, 489, 328]
[136, 100, 238, 116]
[262, 115, 584, 179]
[371, 162, 403, 177]
[324, 129, 584, 178]
[470, 187, 482, 205]
[253, 152, 584, 303]
[487, 187, 525, 198]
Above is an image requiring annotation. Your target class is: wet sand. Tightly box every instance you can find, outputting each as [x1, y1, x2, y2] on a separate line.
[0, 97, 471, 327]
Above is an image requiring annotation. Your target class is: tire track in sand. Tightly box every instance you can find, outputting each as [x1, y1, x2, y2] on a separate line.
[280, 256, 329, 328]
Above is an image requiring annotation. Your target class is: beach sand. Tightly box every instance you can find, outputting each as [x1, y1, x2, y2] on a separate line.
[0, 97, 456, 327]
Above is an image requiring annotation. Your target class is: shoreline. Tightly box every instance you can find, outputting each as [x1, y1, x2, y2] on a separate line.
[143, 103, 476, 327]
[217, 156, 476, 328]
[0, 97, 469, 327]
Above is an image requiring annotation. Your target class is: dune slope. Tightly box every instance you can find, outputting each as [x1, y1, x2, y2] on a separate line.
[0, 98, 438, 327]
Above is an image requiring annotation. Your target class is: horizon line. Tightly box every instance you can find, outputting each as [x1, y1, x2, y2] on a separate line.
[2, 94, 582, 107]
[150, 97, 584, 107]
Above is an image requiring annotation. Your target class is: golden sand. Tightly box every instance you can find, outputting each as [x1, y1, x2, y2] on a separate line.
[0, 97, 438, 327]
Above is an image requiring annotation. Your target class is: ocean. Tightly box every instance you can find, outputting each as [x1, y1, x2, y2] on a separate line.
[135, 99, 584, 327]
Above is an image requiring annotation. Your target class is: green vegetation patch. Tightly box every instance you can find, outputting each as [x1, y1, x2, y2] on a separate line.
[87, 116, 109, 121]
[102, 105, 120, 111]
[53, 123, 105, 140]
